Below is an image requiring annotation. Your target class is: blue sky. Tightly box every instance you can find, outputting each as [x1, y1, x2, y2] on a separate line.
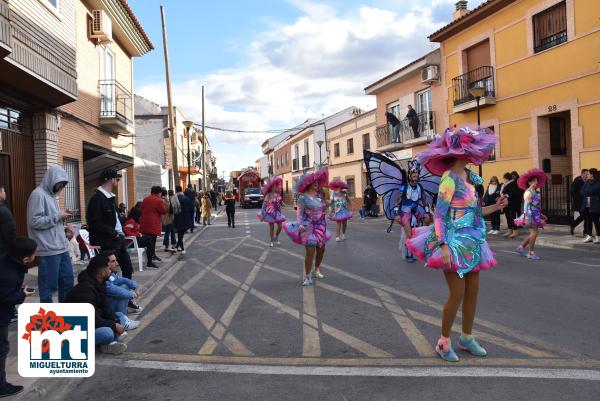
[128, 0, 486, 176]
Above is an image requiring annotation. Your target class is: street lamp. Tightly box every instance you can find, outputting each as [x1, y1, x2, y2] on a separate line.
[468, 86, 486, 177]
[183, 120, 194, 187]
[316, 140, 324, 166]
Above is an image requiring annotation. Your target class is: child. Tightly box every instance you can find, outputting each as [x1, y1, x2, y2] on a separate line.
[76, 224, 91, 262]
[515, 168, 548, 260]
[0, 237, 37, 397]
[224, 191, 236, 228]
[65, 227, 82, 265]
[328, 180, 353, 241]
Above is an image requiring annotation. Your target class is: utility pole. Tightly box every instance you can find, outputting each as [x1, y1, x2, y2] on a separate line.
[160, 5, 179, 187]
[202, 85, 207, 192]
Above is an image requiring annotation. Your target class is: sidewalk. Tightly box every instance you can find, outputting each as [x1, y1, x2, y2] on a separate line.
[487, 223, 600, 252]
[7, 210, 223, 396]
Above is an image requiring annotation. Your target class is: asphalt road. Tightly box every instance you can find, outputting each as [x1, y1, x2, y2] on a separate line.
[15, 207, 600, 401]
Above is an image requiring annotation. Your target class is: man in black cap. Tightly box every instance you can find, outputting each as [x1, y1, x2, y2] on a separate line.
[86, 169, 134, 280]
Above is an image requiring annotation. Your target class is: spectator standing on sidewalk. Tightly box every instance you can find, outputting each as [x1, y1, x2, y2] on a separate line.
[224, 191, 236, 228]
[185, 185, 198, 231]
[483, 176, 502, 234]
[581, 168, 600, 243]
[210, 188, 218, 210]
[87, 169, 134, 279]
[0, 238, 37, 397]
[0, 186, 16, 258]
[65, 254, 130, 355]
[571, 169, 589, 235]
[26, 165, 74, 303]
[140, 186, 167, 265]
[161, 189, 178, 252]
[174, 186, 193, 254]
[502, 171, 522, 238]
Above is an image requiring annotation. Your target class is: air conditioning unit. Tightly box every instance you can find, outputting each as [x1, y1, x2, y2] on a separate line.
[421, 65, 439, 84]
[90, 10, 113, 43]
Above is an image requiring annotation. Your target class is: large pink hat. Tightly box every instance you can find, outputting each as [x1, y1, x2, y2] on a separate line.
[262, 176, 282, 195]
[417, 126, 496, 176]
[517, 168, 547, 190]
[329, 179, 349, 191]
[295, 166, 329, 193]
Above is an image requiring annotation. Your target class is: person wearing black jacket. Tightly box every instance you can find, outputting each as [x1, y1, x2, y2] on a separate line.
[406, 105, 420, 138]
[65, 254, 128, 355]
[0, 238, 36, 397]
[86, 169, 133, 279]
[570, 169, 589, 235]
[580, 168, 600, 243]
[483, 176, 502, 234]
[502, 171, 523, 238]
[0, 186, 16, 259]
[224, 190, 236, 228]
[174, 186, 193, 254]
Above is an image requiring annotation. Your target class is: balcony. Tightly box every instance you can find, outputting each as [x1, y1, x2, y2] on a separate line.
[99, 80, 133, 133]
[0, 0, 10, 58]
[452, 66, 495, 113]
[376, 111, 435, 152]
[292, 158, 299, 171]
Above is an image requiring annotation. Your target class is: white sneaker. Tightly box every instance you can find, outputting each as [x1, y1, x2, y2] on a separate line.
[488, 229, 494, 234]
[341, 234, 346, 240]
[270, 241, 274, 247]
[181, 250, 187, 255]
[275, 238, 281, 245]
[584, 235, 593, 243]
[335, 237, 341, 242]
[594, 237, 600, 244]
[492, 230, 500, 235]
[123, 319, 140, 331]
[100, 341, 127, 355]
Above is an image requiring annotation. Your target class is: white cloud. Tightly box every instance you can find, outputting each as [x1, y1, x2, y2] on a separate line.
[136, 0, 453, 175]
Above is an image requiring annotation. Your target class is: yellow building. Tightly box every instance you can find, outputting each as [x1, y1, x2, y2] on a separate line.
[430, 0, 600, 221]
[328, 109, 376, 209]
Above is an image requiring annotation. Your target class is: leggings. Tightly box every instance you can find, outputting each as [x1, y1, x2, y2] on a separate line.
[442, 271, 480, 337]
[505, 209, 517, 230]
[489, 211, 500, 231]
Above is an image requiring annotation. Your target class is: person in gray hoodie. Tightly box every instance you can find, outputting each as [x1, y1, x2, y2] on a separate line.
[26, 165, 74, 303]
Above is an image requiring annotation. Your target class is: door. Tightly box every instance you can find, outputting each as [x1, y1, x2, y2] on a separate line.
[100, 46, 115, 116]
[416, 89, 433, 134]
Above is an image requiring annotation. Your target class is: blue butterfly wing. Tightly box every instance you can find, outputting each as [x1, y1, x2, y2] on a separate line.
[419, 166, 440, 206]
[364, 151, 406, 220]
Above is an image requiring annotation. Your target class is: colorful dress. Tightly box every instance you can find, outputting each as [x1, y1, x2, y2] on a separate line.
[397, 184, 425, 226]
[514, 189, 545, 228]
[257, 193, 286, 223]
[406, 169, 497, 278]
[328, 191, 353, 221]
[284, 194, 331, 247]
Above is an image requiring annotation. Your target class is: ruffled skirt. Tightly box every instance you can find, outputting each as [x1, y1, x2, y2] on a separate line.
[257, 210, 286, 223]
[283, 221, 331, 247]
[328, 208, 353, 222]
[406, 224, 496, 277]
[514, 213, 545, 228]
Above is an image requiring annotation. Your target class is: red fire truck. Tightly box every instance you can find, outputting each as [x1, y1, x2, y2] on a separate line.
[238, 169, 263, 208]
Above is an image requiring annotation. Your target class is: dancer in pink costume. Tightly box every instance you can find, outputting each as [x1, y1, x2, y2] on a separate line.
[257, 176, 286, 247]
[328, 179, 353, 242]
[514, 168, 547, 260]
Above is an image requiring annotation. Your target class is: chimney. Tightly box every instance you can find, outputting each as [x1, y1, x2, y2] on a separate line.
[453, 0, 469, 20]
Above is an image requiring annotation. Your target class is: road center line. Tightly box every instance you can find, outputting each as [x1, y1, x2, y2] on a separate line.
[96, 359, 600, 381]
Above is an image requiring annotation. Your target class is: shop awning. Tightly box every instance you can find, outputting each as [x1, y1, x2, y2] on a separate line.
[83, 143, 134, 180]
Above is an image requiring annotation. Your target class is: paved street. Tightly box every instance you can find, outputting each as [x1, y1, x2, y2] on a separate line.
[12, 208, 600, 400]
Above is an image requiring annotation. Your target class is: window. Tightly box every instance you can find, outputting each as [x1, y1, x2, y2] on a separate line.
[550, 117, 567, 155]
[63, 158, 80, 222]
[121, 169, 128, 208]
[347, 138, 354, 154]
[362, 134, 370, 150]
[285, 152, 288, 165]
[346, 177, 356, 197]
[0, 107, 22, 131]
[533, 1, 567, 53]
[334, 143, 340, 158]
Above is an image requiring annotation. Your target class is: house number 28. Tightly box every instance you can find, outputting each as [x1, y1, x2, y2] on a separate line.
[547, 105, 557, 112]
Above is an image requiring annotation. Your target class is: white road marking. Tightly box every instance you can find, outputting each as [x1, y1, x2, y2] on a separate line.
[568, 261, 600, 268]
[97, 359, 600, 381]
[500, 250, 519, 255]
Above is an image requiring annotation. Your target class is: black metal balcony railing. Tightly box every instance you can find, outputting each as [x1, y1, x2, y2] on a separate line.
[452, 66, 495, 106]
[99, 80, 133, 124]
[292, 159, 299, 171]
[376, 111, 436, 148]
[534, 30, 567, 53]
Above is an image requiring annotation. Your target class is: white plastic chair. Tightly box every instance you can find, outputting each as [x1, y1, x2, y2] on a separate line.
[78, 229, 98, 258]
[125, 236, 146, 272]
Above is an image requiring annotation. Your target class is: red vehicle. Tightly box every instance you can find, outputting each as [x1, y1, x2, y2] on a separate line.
[238, 169, 263, 208]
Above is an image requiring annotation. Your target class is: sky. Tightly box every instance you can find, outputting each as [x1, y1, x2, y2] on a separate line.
[128, 0, 486, 177]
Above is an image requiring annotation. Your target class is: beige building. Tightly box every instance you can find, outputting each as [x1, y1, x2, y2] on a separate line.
[328, 109, 376, 209]
[0, 0, 151, 232]
[364, 49, 444, 163]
